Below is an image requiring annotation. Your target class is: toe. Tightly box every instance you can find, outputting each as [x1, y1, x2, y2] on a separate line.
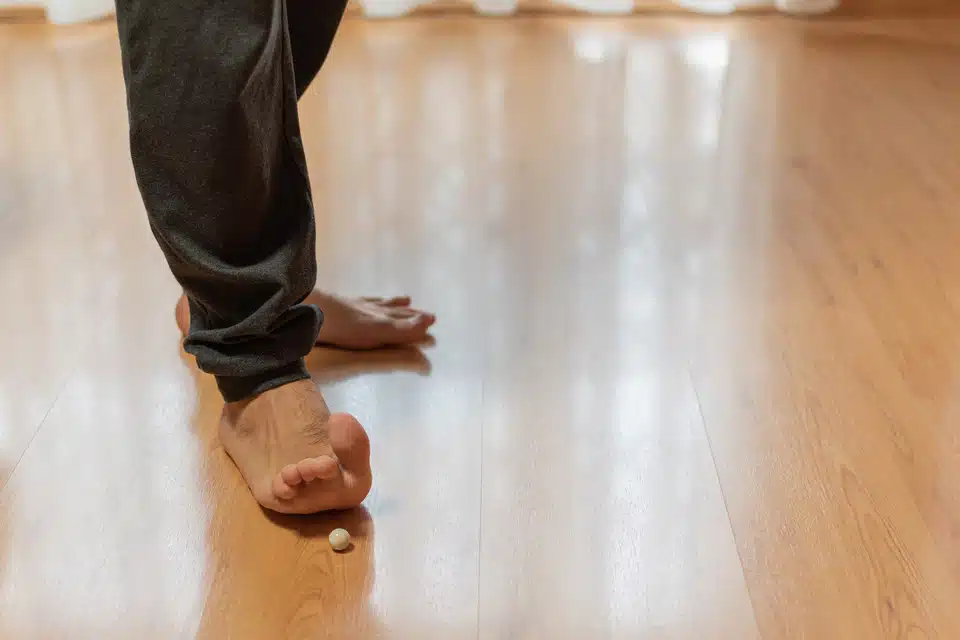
[387, 307, 436, 322]
[362, 295, 411, 307]
[386, 307, 416, 319]
[382, 315, 434, 344]
[281, 463, 304, 486]
[330, 417, 371, 471]
[414, 312, 437, 327]
[297, 455, 340, 482]
[272, 474, 298, 500]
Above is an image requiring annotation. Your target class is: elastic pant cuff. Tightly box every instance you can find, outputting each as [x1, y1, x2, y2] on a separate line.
[216, 359, 310, 403]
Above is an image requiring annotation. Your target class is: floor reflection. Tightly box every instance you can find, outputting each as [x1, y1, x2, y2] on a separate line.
[7, 13, 960, 639]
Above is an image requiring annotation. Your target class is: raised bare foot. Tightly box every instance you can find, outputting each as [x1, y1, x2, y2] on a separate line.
[175, 291, 435, 350]
[219, 379, 372, 514]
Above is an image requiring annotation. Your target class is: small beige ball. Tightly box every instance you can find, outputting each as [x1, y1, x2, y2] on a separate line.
[329, 528, 351, 552]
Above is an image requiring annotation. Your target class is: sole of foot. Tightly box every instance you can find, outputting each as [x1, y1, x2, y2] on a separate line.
[175, 291, 435, 350]
[219, 379, 372, 515]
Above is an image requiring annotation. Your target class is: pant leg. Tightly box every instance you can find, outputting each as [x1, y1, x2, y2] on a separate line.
[287, 0, 350, 99]
[116, 0, 321, 402]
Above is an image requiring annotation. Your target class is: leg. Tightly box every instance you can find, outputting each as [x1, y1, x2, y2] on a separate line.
[287, 0, 350, 99]
[116, 0, 370, 512]
[117, 0, 316, 400]
[173, 0, 436, 348]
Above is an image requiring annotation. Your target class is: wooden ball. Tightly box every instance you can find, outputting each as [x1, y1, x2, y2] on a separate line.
[329, 528, 351, 552]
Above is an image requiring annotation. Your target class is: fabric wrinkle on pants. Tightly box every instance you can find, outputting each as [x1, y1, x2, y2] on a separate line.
[115, 0, 348, 401]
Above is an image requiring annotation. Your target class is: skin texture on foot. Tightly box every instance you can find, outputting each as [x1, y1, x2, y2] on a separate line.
[220, 379, 372, 514]
[175, 291, 435, 350]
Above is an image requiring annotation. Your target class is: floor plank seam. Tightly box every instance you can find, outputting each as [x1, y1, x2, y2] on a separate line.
[0, 374, 71, 497]
[475, 377, 485, 640]
[687, 368, 766, 639]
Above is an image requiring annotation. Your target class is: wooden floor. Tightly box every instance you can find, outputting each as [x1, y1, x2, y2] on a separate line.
[3, 14, 960, 640]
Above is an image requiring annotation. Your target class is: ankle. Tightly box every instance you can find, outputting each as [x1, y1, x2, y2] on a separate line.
[215, 360, 311, 403]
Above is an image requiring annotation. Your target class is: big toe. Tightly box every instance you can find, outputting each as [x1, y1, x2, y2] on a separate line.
[327, 413, 372, 473]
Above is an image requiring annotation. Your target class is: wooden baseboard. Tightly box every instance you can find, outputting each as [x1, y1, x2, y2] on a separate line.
[0, 4, 45, 22]
[2, 0, 957, 25]
[835, 0, 960, 17]
[343, 0, 960, 18]
[343, 0, 774, 16]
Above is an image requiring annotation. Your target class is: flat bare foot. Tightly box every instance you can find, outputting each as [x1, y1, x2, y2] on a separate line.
[219, 379, 372, 514]
[175, 291, 435, 350]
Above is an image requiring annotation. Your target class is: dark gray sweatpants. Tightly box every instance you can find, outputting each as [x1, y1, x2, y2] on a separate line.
[115, 0, 347, 401]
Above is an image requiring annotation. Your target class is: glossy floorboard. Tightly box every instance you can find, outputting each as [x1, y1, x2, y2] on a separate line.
[2, 15, 960, 640]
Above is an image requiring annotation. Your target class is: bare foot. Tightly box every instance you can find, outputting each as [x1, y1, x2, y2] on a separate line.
[175, 291, 435, 350]
[219, 379, 372, 514]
